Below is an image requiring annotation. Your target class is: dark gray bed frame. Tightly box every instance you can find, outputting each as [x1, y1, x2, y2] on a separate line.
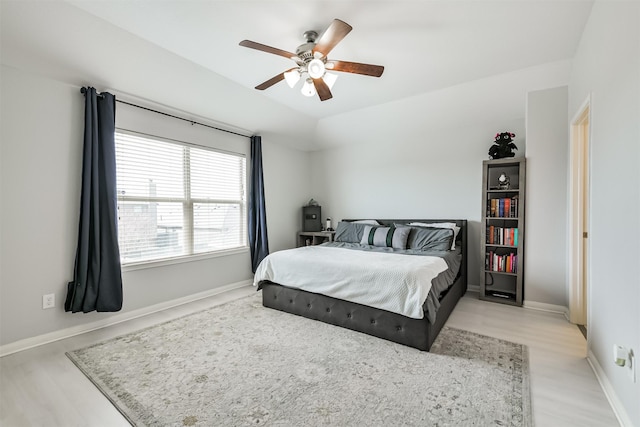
[258, 219, 467, 351]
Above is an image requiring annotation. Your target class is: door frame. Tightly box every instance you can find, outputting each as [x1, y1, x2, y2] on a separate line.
[568, 94, 591, 330]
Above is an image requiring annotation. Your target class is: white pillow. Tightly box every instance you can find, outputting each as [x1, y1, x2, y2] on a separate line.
[408, 222, 461, 250]
[352, 220, 380, 225]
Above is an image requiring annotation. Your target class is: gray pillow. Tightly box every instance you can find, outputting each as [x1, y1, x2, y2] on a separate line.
[404, 226, 454, 251]
[334, 221, 371, 243]
[360, 225, 410, 250]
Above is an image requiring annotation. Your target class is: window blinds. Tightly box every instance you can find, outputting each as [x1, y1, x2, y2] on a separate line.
[115, 132, 246, 264]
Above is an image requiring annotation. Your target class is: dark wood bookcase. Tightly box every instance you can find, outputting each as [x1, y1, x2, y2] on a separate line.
[480, 158, 525, 306]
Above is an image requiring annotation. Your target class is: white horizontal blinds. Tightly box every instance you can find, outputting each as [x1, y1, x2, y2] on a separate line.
[115, 131, 246, 264]
[193, 203, 243, 253]
[190, 149, 245, 200]
[190, 149, 247, 253]
[116, 133, 184, 199]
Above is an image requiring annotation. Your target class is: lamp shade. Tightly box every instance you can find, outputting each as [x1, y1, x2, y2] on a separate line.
[307, 59, 325, 79]
[301, 79, 316, 97]
[283, 70, 300, 88]
[323, 72, 338, 89]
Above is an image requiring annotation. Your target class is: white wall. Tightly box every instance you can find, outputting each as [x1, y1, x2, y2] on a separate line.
[311, 62, 572, 289]
[312, 60, 571, 151]
[524, 86, 569, 306]
[0, 1, 312, 347]
[311, 120, 523, 287]
[260, 132, 313, 251]
[568, 2, 640, 425]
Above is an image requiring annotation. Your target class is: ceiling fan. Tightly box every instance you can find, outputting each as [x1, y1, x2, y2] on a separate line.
[239, 19, 384, 101]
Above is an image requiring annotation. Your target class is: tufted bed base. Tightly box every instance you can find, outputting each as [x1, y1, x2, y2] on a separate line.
[259, 219, 467, 352]
[260, 275, 465, 351]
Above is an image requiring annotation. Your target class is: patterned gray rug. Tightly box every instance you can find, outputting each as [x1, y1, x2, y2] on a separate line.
[67, 293, 531, 426]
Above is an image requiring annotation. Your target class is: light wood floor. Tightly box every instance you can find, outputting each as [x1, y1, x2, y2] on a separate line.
[0, 287, 619, 426]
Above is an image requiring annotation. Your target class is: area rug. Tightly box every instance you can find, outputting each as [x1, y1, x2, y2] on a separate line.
[67, 293, 531, 426]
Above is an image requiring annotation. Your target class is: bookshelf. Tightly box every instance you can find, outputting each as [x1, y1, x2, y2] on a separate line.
[480, 158, 525, 306]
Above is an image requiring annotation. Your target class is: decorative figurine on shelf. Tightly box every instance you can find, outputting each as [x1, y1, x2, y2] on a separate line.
[498, 172, 511, 189]
[488, 132, 518, 159]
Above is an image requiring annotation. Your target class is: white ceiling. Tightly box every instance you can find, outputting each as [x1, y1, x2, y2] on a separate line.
[67, 0, 594, 120]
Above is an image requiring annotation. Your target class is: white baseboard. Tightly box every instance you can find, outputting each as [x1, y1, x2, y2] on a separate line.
[523, 300, 570, 320]
[472, 288, 570, 320]
[587, 350, 632, 427]
[0, 280, 253, 357]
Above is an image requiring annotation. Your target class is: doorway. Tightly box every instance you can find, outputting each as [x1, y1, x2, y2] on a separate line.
[568, 97, 590, 339]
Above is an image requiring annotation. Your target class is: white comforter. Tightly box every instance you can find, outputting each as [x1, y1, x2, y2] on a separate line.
[253, 246, 448, 319]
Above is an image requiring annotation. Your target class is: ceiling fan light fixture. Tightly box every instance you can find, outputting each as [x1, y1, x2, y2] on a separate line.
[239, 19, 384, 101]
[307, 58, 326, 79]
[323, 72, 338, 89]
[283, 69, 300, 88]
[301, 79, 316, 97]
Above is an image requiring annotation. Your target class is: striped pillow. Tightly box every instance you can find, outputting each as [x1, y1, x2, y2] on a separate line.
[360, 226, 410, 250]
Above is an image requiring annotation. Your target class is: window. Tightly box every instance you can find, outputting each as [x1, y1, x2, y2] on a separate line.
[115, 131, 247, 264]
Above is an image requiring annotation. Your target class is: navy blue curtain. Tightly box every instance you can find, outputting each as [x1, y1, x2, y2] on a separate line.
[249, 135, 269, 273]
[65, 87, 123, 313]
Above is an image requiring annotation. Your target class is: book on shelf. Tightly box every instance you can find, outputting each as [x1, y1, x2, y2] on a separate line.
[486, 226, 519, 247]
[487, 196, 519, 218]
[485, 251, 517, 273]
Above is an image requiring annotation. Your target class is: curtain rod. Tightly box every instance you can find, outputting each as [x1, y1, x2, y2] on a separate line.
[80, 87, 252, 139]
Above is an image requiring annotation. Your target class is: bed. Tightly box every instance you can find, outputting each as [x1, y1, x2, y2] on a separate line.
[254, 219, 467, 351]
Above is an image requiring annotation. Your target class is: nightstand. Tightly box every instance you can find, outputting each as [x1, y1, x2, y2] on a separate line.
[297, 231, 336, 247]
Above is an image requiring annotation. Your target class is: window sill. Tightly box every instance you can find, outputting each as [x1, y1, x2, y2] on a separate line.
[121, 247, 249, 272]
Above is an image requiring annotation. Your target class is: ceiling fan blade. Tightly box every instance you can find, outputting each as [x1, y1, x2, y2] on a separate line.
[254, 68, 296, 90]
[255, 75, 284, 91]
[312, 78, 333, 101]
[239, 40, 297, 60]
[312, 19, 352, 57]
[328, 60, 385, 77]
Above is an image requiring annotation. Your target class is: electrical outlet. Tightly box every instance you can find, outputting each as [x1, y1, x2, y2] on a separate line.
[42, 293, 55, 309]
